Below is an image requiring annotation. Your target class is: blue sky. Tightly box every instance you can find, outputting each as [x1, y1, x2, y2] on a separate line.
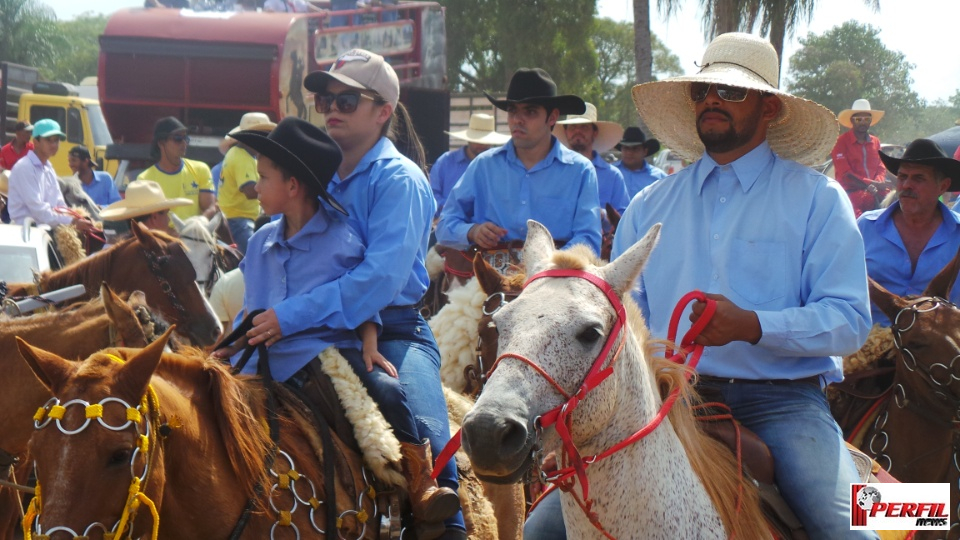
[42, 0, 960, 103]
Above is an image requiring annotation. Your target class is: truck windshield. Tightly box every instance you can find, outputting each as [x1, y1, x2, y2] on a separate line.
[84, 104, 114, 146]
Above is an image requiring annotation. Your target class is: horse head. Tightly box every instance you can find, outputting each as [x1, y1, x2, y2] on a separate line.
[177, 215, 223, 295]
[461, 219, 661, 484]
[18, 328, 173, 539]
[869, 244, 960, 421]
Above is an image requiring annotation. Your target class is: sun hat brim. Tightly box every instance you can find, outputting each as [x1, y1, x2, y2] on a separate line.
[879, 151, 960, 192]
[483, 91, 586, 117]
[221, 122, 276, 154]
[100, 197, 192, 221]
[838, 109, 884, 129]
[230, 129, 347, 216]
[445, 128, 511, 146]
[553, 121, 624, 154]
[631, 68, 838, 166]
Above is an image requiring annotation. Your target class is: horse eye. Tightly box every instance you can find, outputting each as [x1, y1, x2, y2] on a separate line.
[577, 326, 603, 344]
[108, 448, 131, 466]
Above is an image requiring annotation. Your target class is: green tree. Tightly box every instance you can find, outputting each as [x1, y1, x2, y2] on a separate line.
[594, 17, 680, 126]
[44, 13, 108, 84]
[787, 21, 922, 143]
[440, 0, 600, 102]
[0, 0, 59, 69]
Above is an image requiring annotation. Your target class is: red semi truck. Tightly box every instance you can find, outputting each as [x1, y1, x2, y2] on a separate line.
[99, 3, 449, 184]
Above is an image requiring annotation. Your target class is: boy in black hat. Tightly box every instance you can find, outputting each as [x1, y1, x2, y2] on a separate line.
[614, 126, 666, 198]
[222, 117, 460, 536]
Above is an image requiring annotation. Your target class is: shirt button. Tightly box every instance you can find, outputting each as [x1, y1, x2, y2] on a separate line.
[712, 274, 719, 281]
[713, 234, 719, 240]
[720, 197, 726, 203]
[521, 201, 527, 205]
[281, 277, 286, 283]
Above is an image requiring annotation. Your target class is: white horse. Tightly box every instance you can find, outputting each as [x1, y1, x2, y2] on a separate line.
[460, 221, 770, 540]
[171, 213, 228, 295]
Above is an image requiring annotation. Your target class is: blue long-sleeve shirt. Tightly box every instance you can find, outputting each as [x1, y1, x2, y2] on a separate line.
[429, 147, 471, 213]
[272, 137, 435, 333]
[232, 207, 366, 382]
[611, 142, 870, 384]
[615, 160, 667, 199]
[593, 152, 630, 215]
[435, 137, 601, 254]
[859, 201, 960, 326]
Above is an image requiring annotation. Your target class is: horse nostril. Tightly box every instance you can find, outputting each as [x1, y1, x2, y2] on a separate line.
[497, 417, 529, 455]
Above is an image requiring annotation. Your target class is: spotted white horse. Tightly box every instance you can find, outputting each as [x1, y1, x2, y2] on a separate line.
[459, 221, 771, 540]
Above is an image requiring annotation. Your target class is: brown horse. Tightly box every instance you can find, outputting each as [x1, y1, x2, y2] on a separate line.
[6, 220, 222, 347]
[860, 249, 960, 539]
[0, 285, 158, 540]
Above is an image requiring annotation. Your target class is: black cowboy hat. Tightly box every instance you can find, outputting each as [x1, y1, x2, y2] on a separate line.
[615, 126, 661, 155]
[153, 116, 187, 141]
[229, 117, 347, 215]
[879, 138, 960, 191]
[484, 68, 585, 116]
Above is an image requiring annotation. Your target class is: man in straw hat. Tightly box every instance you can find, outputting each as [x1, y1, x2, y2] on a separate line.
[860, 139, 960, 326]
[435, 67, 600, 256]
[430, 112, 508, 214]
[554, 102, 630, 219]
[606, 33, 876, 539]
[100, 180, 192, 239]
[219, 112, 276, 254]
[137, 116, 216, 221]
[614, 126, 666, 198]
[832, 98, 890, 216]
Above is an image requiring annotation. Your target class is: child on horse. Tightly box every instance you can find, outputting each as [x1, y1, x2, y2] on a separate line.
[225, 117, 460, 535]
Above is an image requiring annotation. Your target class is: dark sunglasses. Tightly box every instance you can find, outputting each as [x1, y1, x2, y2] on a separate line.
[689, 83, 750, 103]
[167, 135, 191, 144]
[314, 91, 377, 114]
[851, 115, 873, 123]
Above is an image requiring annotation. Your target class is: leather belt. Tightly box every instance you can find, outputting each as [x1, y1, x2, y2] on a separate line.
[697, 374, 822, 387]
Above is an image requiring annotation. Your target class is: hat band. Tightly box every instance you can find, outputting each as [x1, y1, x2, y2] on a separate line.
[698, 61, 775, 88]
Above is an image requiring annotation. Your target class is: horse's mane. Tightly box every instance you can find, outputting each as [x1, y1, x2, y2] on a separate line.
[548, 248, 769, 540]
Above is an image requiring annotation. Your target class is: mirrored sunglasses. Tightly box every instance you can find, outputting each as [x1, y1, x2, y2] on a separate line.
[689, 83, 750, 103]
[314, 91, 376, 114]
[168, 135, 191, 144]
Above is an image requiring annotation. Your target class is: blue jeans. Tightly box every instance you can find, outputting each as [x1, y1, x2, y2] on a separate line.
[339, 348, 419, 444]
[378, 307, 465, 532]
[227, 216, 254, 255]
[524, 489, 566, 540]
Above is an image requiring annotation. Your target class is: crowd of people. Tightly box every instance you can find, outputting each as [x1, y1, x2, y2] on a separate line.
[2, 27, 959, 538]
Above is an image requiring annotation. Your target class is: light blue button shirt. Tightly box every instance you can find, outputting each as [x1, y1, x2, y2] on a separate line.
[611, 142, 870, 384]
[859, 201, 960, 326]
[435, 137, 601, 253]
[593, 152, 630, 214]
[273, 137, 435, 333]
[81, 171, 122, 207]
[616, 160, 667, 199]
[429, 147, 471, 213]
[232, 207, 366, 382]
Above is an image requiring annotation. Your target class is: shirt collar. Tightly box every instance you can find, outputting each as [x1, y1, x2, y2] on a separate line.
[501, 136, 575, 172]
[332, 137, 403, 185]
[590, 151, 612, 170]
[694, 141, 774, 194]
[261, 207, 332, 254]
[26, 150, 46, 168]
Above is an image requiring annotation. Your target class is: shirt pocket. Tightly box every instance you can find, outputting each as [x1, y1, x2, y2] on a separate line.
[728, 238, 787, 306]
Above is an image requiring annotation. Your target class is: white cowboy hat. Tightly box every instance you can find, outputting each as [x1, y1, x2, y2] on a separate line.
[837, 99, 884, 129]
[631, 32, 838, 166]
[445, 113, 510, 146]
[100, 180, 192, 221]
[553, 103, 625, 154]
[219, 112, 277, 155]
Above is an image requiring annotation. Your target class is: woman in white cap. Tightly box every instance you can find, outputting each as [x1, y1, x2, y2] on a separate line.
[430, 112, 509, 214]
[289, 49, 465, 539]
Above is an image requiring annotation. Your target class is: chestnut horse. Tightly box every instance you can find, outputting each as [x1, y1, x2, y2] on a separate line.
[461, 221, 769, 539]
[6, 220, 222, 346]
[0, 285, 158, 540]
[859, 247, 960, 540]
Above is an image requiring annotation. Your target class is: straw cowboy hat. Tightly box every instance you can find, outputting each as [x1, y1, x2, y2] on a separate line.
[229, 116, 347, 215]
[615, 127, 661, 155]
[631, 32, 838, 166]
[446, 113, 510, 146]
[100, 181, 192, 221]
[553, 102, 624, 154]
[219, 112, 277, 154]
[838, 99, 884, 129]
[485, 68, 585, 116]
[879, 138, 960, 191]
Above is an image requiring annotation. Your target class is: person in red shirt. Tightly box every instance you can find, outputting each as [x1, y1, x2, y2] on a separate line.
[831, 99, 890, 216]
[0, 121, 35, 171]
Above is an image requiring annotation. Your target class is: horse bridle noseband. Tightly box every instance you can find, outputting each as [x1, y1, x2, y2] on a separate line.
[142, 243, 194, 323]
[179, 233, 225, 295]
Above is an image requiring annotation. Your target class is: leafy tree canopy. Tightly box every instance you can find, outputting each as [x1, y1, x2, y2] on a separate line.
[45, 13, 109, 84]
[0, 0, 59, 69]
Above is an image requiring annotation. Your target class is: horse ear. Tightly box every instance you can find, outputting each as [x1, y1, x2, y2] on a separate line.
[923, 244, 960, 299]
[130, 220, 160, 250]
[869, 278, 910, 323]
[601, 223, 661, 296]
[16, 338, 76, 394]
[605, 203, 622, 229]
[208, 212, 223, 232]
[115, 326, 175, 399]
[101, 282, 149, 348]
[170, 213, 186, 233]
[523, 220, 556, 273]
[473, 252, 504, 296]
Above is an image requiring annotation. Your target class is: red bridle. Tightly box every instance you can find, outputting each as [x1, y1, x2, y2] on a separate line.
[433, 268, 715, 536]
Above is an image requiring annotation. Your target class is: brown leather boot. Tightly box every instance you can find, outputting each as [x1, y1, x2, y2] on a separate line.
[399, 439, 461, 525]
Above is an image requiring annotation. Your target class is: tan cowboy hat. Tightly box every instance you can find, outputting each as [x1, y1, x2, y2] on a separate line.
[219, 112, 277, 155]
[100, 180, 192, 221]
[631, 32, 838, 166]
[837, 99, 885, 129]
[445, 113, 510, 146]
[553, 103, 625, 154]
